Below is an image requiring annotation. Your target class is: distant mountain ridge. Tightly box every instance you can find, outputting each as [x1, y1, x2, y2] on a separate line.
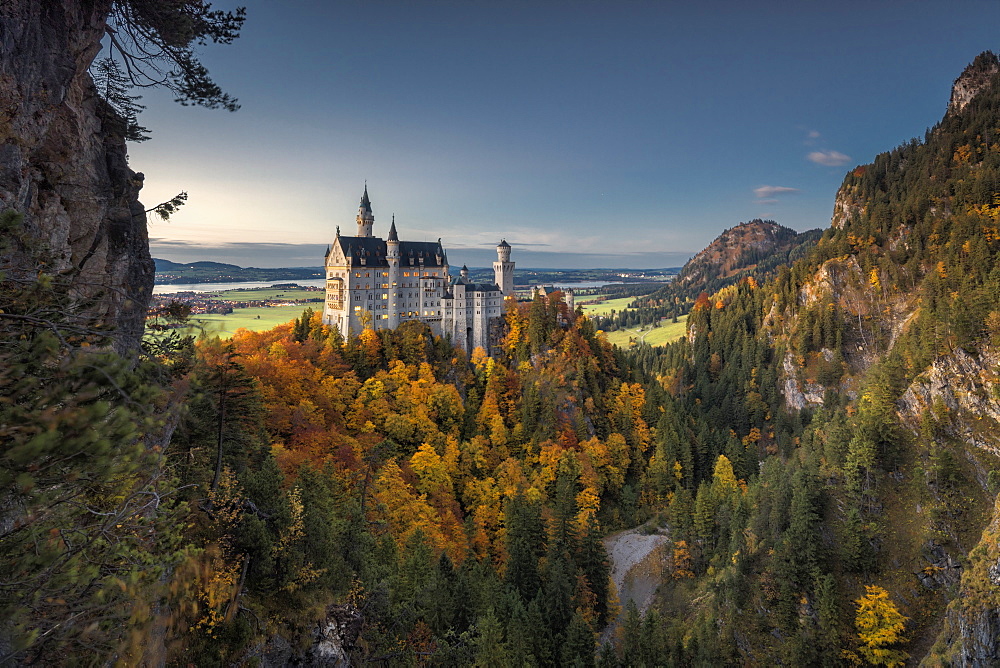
[675, 219, 820, 291]
[639, 219, 821, 310]
[154, 258, 244, 272]
[153, 258, 324, 284]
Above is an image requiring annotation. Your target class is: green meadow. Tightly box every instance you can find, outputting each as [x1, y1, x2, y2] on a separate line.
[200, 287, 323, 301]
[580, 296, 636, 316]
[188, 304, 308, 339]
[600, 314, 688, 348]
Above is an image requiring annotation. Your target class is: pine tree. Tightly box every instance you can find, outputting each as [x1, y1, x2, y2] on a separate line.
[91, 56, 151, 142]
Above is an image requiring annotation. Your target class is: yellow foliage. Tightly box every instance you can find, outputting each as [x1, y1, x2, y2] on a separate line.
[672, 540, 694, 579]
[868, 268, 881, 290]
[855, 584, 909, 667]
[953, 143, 974, 165]
[711, 454, 741, 498]
[410, 442, 453, 497]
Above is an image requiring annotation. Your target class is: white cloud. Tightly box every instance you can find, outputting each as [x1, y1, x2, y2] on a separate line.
[754, 185, 799, 199]
[807, 150, 851, 166]
[807, 130, 821, 139]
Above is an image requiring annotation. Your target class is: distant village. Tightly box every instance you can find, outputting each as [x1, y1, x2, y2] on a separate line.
[151, 284, 325, 316]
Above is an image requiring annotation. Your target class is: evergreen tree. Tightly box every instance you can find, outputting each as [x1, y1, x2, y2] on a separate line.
[91, 56, 151, 142]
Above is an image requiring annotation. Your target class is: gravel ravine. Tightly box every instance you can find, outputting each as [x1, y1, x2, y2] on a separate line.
[599, 527, 670, 645]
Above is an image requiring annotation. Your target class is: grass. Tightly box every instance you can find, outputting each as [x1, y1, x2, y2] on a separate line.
[582, 296, 636, 316]
[601, 315, 688, 348]
[187, 304, 308, 339]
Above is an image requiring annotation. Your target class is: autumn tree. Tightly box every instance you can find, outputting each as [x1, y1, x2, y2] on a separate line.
[854, 585, 908, 667]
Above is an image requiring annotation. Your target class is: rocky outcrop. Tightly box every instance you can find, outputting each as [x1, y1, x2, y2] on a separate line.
[830, 182, 864, 230]
[782, 351, 825, 411]
[257, 604, 363, 667]
[898, 348, 1000, 458]
[947, 51, 1000, 116]
[0, 1, 152, 353]
[307, 604, 364, 666]
[924, 497, 1000, 667]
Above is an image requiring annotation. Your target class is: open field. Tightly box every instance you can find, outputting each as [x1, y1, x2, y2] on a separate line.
[581, 296, 636, 316]
[601, 315, 688, 348]
[167, 286, 323, 301]
[188, 304, 308, 339]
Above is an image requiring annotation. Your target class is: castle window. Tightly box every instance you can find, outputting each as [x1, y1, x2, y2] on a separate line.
[365, 272, 370, 278]
[382, 272, 388, 277]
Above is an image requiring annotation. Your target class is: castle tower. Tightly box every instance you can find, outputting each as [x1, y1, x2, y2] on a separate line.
[493, 239, 514, 296]
[357, 184, 374, 237]
[387, 216, 400, 327]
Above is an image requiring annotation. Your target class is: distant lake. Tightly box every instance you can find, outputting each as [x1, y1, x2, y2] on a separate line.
[153, 278, 628, 295]
[550, 281, 623, 290]
[153, 279, 327, 294]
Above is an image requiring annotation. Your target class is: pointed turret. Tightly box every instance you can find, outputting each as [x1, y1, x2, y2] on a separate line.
[387, 215, 400, 260]
[460, 264, 469, 281]
[360, 183, 372, 213]
[357, 184, 375, 237]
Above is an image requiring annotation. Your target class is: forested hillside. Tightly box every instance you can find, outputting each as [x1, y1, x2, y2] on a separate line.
[7, 19, 1000, 665]
[631, 220, 822, 321]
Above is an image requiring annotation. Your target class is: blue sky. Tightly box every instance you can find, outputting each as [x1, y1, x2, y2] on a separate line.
[133, 0, 1000, 268]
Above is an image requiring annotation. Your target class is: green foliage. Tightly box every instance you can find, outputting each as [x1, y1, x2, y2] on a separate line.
[106, 1, 245, 111]
[0, 211, 182, 662]
[91, 56, 150, 141]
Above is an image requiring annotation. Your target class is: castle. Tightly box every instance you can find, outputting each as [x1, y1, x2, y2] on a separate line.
[323, 187, 514, 352]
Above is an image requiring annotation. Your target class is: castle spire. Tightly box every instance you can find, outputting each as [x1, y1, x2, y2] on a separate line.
[387, 214, 398, 242]
[361, 182, 371, 211]
[357, 183, 374, 237]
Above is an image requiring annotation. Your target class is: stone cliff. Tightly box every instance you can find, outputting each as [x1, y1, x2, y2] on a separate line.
[947, 51, 1000, 116]
[0, 0, 152, 353]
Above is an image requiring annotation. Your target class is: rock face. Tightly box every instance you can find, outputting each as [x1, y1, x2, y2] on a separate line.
[257, 604, 363, 667]
[307, 604, 364, 666]
[924, 497, 1000, 667]
[947, 51, 1000, 116]
[0, 1, 152, 353]
[830, 181, 864, 229]
[898, 348, 1000, 459]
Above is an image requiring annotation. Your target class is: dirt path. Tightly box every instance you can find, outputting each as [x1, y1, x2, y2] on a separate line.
[599, 526, 670, 645]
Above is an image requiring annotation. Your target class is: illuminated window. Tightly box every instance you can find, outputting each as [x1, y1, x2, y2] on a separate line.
[403, 271, 410, 277]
